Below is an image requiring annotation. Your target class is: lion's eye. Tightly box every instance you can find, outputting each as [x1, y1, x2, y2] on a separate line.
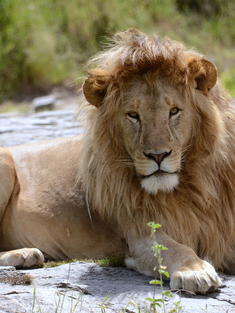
[126, 112, 140, 122]
[169, 107, 180, 117]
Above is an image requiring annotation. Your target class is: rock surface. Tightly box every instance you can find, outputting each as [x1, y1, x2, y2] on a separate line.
[0, 262, 234, 313]
[32, 95, 56, 112]
[0, 108, 81, 146]
[0, 102, 235, 313]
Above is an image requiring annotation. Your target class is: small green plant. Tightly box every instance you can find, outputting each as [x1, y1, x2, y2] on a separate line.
[146, 222, 182, 313]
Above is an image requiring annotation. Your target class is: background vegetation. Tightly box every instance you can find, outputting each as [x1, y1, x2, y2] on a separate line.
[0, 0, 235, 101]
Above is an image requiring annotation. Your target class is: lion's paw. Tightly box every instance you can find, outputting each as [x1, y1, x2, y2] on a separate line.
[170, 261, 222, 294]
[0, 248, 44, 268]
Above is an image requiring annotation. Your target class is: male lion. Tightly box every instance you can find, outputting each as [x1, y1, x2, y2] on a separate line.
[0, 29, 234, 294]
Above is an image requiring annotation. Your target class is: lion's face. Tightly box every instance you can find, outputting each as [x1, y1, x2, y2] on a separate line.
[83, 30, 218, 195]
[118, 77, 192, 194]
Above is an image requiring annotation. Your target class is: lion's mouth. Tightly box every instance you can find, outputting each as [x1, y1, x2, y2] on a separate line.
[139, 169, 178, 179]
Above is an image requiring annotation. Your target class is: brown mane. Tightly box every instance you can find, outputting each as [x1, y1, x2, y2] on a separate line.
[79, 29, 235, 272]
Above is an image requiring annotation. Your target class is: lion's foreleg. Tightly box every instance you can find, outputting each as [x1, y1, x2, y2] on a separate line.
[125, 231, 222, 294]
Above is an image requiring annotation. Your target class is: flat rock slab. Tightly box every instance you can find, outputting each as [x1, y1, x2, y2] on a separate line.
[0, 109, 81, 147]
[0, 262, 234, 313]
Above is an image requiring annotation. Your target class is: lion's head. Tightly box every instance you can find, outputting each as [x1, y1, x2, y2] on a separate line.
[82, 29, 221, 195]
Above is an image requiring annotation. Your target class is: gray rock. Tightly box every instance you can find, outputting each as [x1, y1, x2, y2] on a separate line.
[32, 95, 56, 112]
[0, 109, 81, 147]
[0, 267, 16, 272]
[0, 262, 234, 313]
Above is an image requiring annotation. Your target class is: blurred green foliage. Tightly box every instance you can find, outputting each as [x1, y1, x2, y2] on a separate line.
[176, 0, 230, 16]
[0, 0, 234, 100]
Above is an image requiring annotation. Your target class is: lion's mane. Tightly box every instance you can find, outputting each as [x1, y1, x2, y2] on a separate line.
[79, 29, 235, 272]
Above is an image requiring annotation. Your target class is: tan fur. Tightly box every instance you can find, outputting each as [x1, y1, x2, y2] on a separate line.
[0, 137, 125, 268]
[0, 29, 234, 294]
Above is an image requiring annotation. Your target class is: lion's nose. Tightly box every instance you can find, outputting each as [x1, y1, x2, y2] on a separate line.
[143, 150, 172, 165]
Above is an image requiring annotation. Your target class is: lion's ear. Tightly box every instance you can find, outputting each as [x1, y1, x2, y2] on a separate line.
[83, 69, 112, 107]
[187, 58, 217, 95]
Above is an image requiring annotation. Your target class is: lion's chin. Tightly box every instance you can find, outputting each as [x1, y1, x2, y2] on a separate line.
[140, 173, 179, 194]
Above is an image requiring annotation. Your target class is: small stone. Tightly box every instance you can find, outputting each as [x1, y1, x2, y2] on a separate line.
[32, 95, 56, 112]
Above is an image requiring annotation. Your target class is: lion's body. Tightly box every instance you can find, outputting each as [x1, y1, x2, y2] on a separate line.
[0, 29, 234, 293]
[0, 137, 125, 261]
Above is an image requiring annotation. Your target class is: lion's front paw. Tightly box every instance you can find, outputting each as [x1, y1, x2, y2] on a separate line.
[170, 261, 222, 294]
[0, 248, 44, 268]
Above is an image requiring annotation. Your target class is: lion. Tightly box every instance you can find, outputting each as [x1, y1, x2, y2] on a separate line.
[0, 29, 234, 294]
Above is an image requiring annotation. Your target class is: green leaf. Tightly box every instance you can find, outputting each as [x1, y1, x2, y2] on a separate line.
[146, 297, 155, 302]
[156, 244, 168, 251]
[147, 222, 162, 230]
[159, 270, 170, 278]
[146, 297, 162, 301]
[149, 279, 162, 285]
[152, 299, 164, 303]
[162, 290, 173, 297]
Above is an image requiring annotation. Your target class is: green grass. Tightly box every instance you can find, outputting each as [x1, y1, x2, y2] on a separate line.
[0, 0, 234, 101]
[43, 256, 124, 268]
[43, 259, 78, 268]
[221, 67, 235, 97]
[0, 101, 31, 113]
[82, 256, 125, 267]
